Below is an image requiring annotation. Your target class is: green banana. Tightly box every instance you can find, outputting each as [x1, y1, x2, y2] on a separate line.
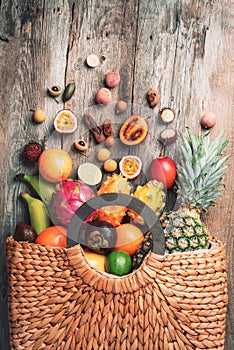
[20, 193, 51, 235]
[16, 174, 56, 203]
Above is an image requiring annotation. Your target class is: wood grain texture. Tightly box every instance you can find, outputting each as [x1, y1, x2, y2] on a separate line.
[0, 0, 233, 349]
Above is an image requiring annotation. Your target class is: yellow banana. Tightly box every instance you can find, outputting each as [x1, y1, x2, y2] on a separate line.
[20, 193, 50, 235]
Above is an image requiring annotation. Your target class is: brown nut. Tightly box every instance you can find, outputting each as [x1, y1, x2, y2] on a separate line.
[146, 88, 159, 108]
[200, 110, 216, 129]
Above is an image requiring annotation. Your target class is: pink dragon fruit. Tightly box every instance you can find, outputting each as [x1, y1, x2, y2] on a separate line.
[52, 180, 96, 226]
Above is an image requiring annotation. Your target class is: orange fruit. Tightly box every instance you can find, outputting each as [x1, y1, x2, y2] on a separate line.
[115, 223, 144, 256]
[35, 226, 67, 247]
[106, 250, 132, 276]
[83, 250, 106, 272]
[38, 148, 72, 183]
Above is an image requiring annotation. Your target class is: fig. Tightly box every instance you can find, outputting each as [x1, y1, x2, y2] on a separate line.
[119, 114, 149, 146]
[13, 221, 37, 243]
[84, 220, 117, 252]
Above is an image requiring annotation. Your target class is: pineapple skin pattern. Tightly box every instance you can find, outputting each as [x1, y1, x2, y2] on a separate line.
[161, 129, 230, 254]
[133, 129, 230, 263]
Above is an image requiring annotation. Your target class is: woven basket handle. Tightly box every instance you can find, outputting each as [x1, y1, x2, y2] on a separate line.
[67, 193, 165, 255]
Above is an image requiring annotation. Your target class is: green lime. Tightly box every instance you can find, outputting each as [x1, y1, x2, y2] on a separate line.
[106, 250, 132, 276]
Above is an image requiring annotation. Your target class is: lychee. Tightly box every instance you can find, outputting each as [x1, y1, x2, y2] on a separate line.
[96, 88, 111, 104]
[105, 71, 120, 88]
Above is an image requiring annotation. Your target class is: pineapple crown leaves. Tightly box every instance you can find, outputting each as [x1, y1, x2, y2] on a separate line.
[176, 128, 231, 211]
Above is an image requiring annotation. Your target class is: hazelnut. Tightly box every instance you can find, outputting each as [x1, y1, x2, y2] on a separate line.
[200, 110, 216, 129]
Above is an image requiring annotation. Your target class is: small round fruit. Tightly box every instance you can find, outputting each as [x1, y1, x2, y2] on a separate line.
[105, 71, 120, 88]
[115, 223, 144, 256]
[35, 226, 67, 247]
[33, 109, 46, 123]
[78, 162, 102, 186]
[106, 250, 132, 276]
[103, 159, 117, 172]
[97, 148, 110, 162]
[96, 88, 111, 104]
[150, 157, 176, 189]
[83, 250, 106, 272]
[38, 148, 73, 183]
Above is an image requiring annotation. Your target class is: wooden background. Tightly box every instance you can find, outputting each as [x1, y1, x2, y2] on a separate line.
[0, 0, 233, 349]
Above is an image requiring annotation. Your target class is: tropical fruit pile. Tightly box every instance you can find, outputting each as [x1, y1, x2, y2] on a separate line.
[13, 71, 230, 277]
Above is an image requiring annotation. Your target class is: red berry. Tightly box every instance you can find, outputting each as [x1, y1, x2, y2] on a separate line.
[96, 88, 111, 104]
[105, 71, 120, 88]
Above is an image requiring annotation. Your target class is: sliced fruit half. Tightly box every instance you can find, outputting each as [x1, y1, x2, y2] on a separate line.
[119, 114, 149, 146]
[54, 109, 78, 134]
[119, 155, 142, 179]
[78, 162, 102, 186]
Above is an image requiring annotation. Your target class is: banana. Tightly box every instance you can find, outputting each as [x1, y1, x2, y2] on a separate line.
[20, 193, 51, 235]
[16, 174, 56, 203]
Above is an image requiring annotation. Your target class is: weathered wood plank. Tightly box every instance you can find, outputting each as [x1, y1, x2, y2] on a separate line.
[0, 0, 233, 349]
[0, 1, 70, 348]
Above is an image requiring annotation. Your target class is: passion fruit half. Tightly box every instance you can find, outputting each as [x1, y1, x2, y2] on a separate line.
[54, 109, 78, 134]
[119, 155, 142, 179]
[119, 114, 149, 146]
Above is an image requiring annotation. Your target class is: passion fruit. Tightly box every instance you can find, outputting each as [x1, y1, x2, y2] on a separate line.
[119, 155, 142, 179]
[119, 114, 149, 146]
[54, 109, 77, 134]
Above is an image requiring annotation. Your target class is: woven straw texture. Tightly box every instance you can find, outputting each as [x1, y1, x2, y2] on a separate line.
[6, 235, 228, 350]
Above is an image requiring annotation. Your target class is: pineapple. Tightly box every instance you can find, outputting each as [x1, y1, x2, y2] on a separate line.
[161, 129, 230, 253]
[132, 230, 153, 269]
[132, 129, 230, 264]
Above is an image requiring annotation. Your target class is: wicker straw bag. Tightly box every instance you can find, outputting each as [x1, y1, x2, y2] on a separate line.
[6, 194, 228, 350]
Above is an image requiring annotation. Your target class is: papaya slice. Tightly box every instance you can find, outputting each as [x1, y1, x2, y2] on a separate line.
[119, 114, 149, 146]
